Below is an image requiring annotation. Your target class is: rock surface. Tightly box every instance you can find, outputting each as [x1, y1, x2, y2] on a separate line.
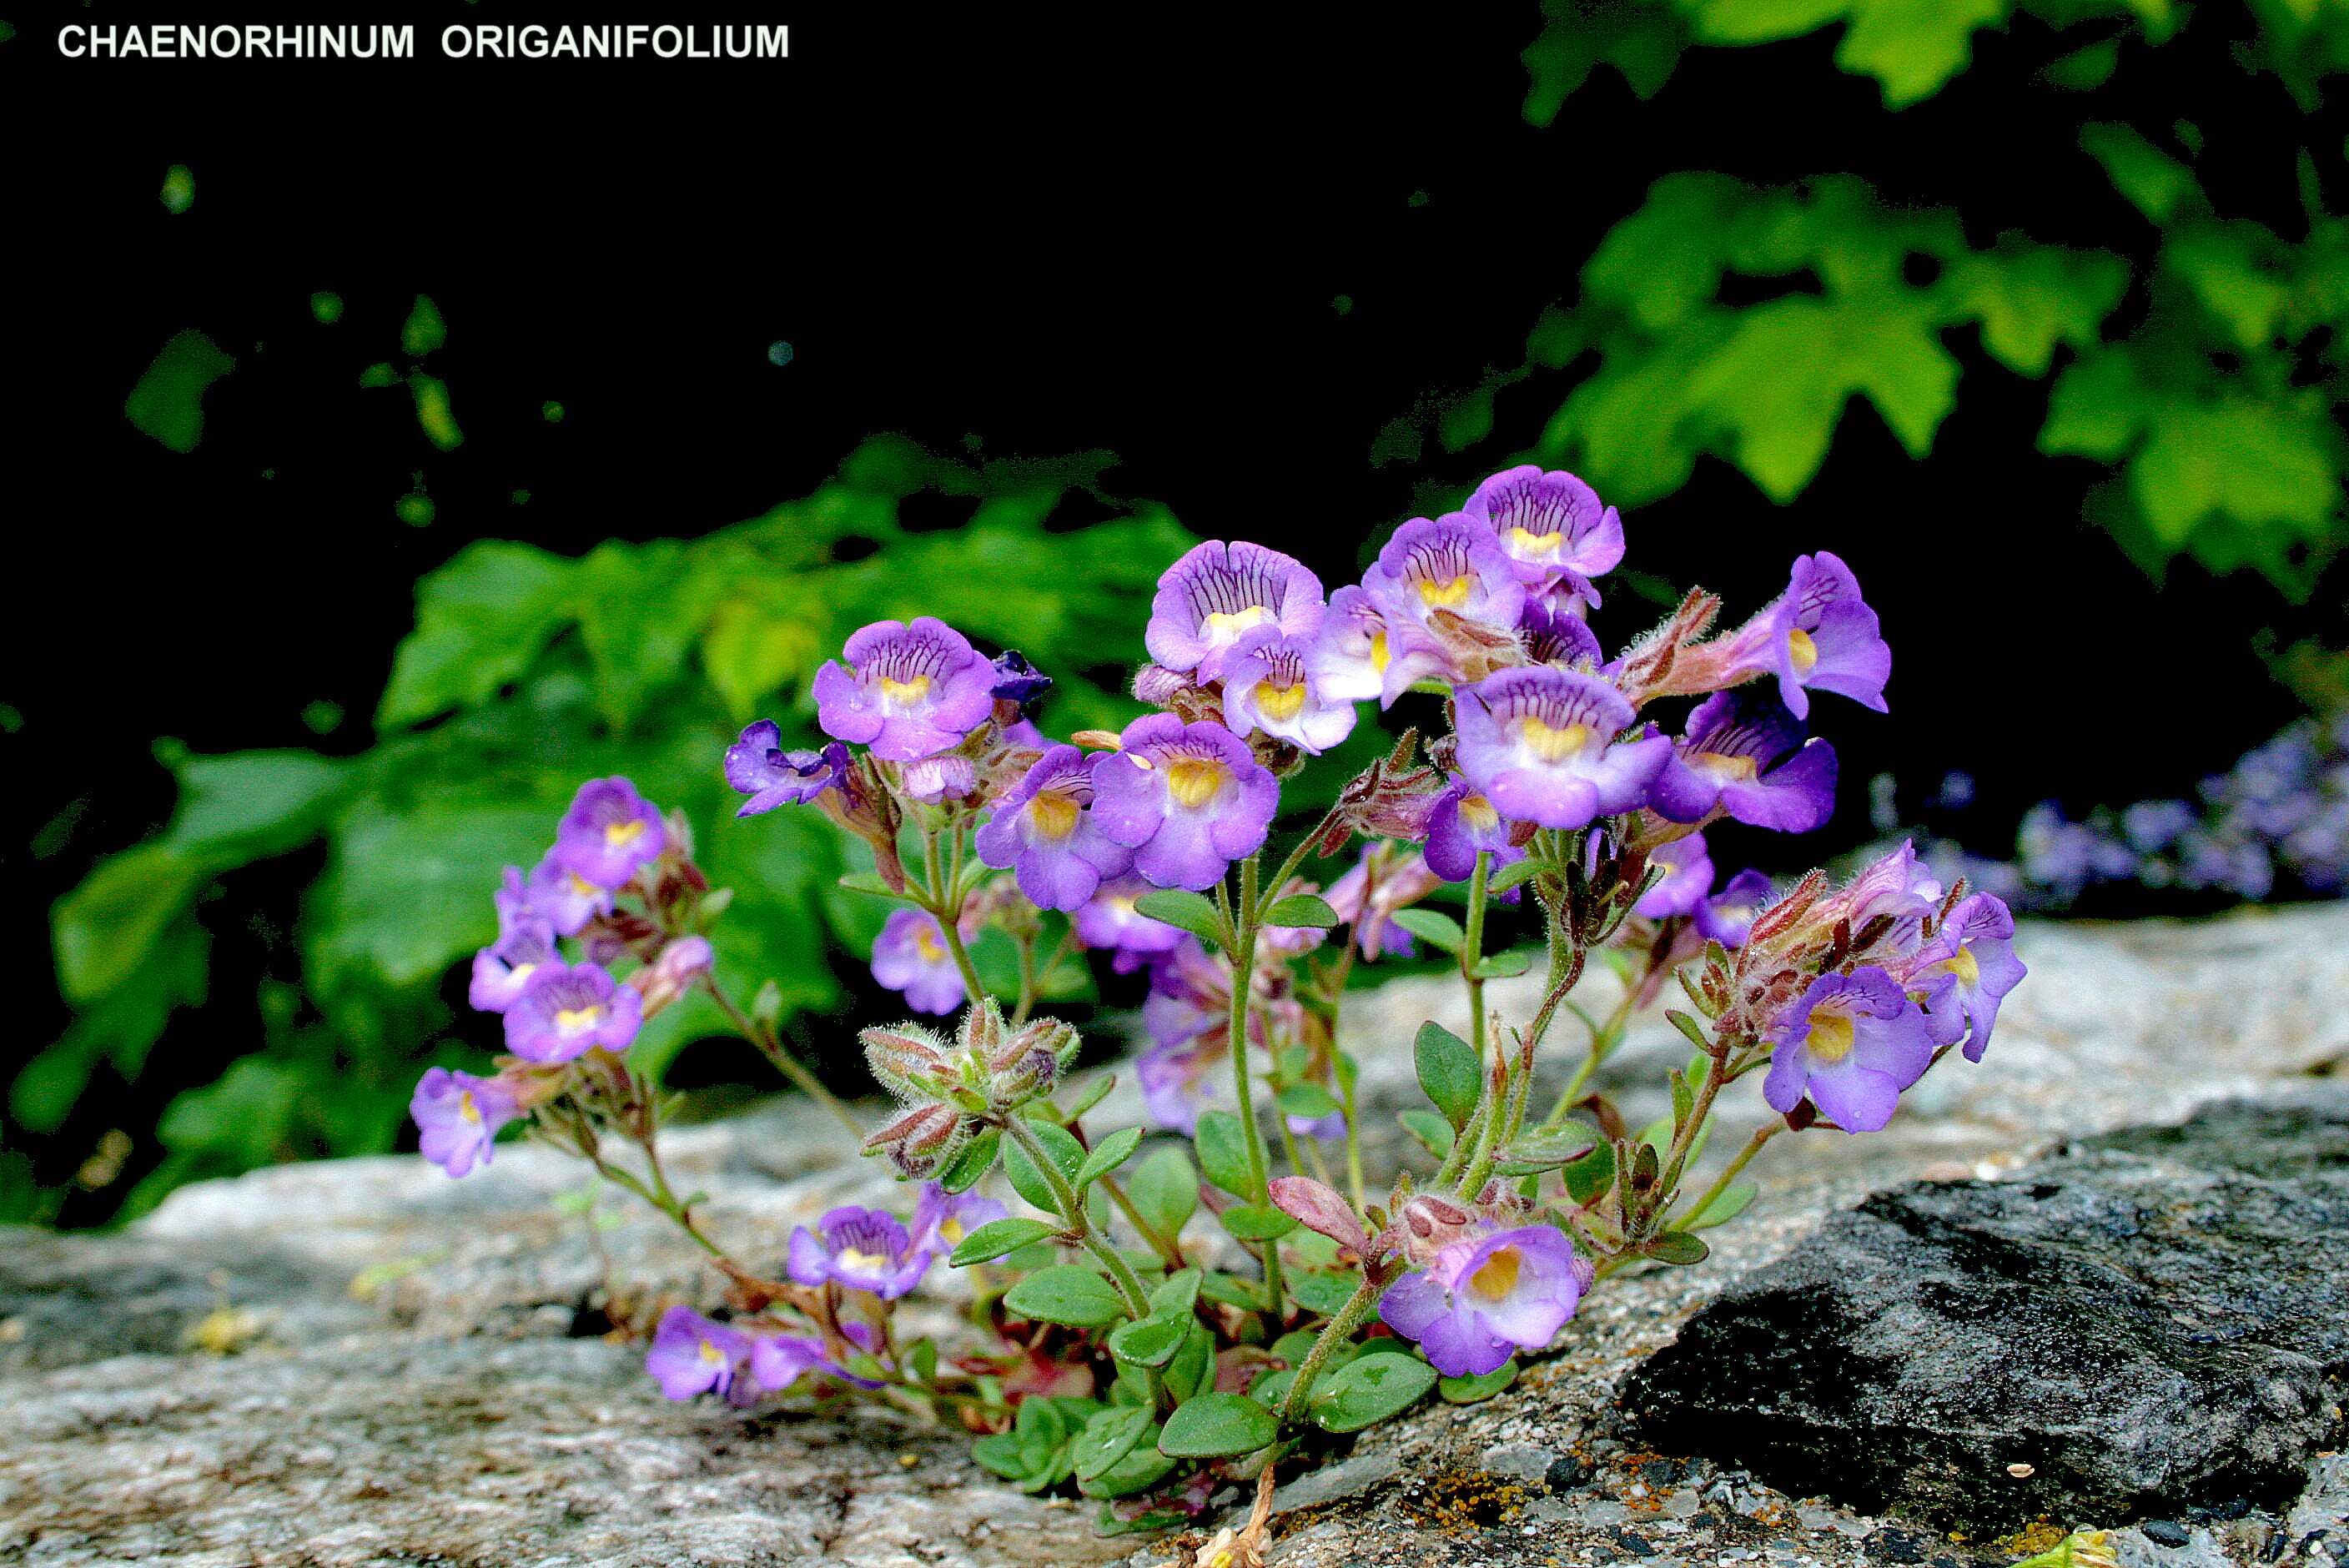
[2, 902, 2346, 1567]
[1622, 1099, 2349, 1532]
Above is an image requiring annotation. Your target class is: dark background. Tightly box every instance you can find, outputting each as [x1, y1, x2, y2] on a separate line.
[3, 2, 2338, 1215]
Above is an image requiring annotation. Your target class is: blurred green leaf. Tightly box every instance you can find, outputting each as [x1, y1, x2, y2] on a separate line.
[124, 329, 234, 454]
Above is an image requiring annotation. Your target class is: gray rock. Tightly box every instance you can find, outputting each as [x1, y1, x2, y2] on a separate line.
[2, 902, 2346, 1566]
[1621, 1098, 2349, 1534]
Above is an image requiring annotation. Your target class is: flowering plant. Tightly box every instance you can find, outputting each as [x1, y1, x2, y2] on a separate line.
[411, 466, 2021, 1560]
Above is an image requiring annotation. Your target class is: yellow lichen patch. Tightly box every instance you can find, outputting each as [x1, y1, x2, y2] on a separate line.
[2000, 1519, 2069, 1558]
[185, 1304, 264, 1355]
[1400, 1470, 1528, 1530]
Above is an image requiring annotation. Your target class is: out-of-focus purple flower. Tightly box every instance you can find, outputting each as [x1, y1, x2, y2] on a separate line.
[1221, 627, 1358, 754]
[988, 649, 1054, 706]
[1919, 892, 2026, 1061]
[410, 1067, 521, 1178]
[1308, 585, 1400, 706]
[813, 617, 995, 761]
[555, 777, 667, 889]
[646, 1306, 752, 1401]
[725, 722, 852, 817]
[900, 752, 978, 804]
[787, 1204, 930, 1299]
[1517, 599, 1603, 670]
[1285, 1108, 1346, 1143]
[749, 1334, 827, 1396]
[1073, 872, 1189, 972]
[1378, 1224, 1589, 1376]
[973, 745, 1133, 911]
[526, 849, 616, 937]
[1137, 1033, 1230, 1134]
[1090, 715, 1279, 891]
[907, 1183, 1009, 1263]
[871, 908, 966, 1016]
[1649, 689, 1837, 833]
[1424, 776, 1525, 884]
[635, 935, 715, 1018]
[504, 957, 643, 1063]
[1697, 868, 1773, 947]
[1326, 846, 1443, 959]
[470, 867, 558, 1013]
[1361, 515, 1527, 685]
[1727, 551, 1890, 719]
[1461, 465, 1623, 606]
[1145, 540, 1325, 682]
[1762, 967, 1935, 1133]
[1635, 834, 1715, 920]
[1455, 666, 1668, 830]
[2122, 799, 2196, 853]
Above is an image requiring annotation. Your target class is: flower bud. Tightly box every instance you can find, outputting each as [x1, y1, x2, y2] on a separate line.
[634, 935, 714, 1018]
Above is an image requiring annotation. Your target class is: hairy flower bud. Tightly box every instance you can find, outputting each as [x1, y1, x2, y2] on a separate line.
[862, 1023, 953, 1101]
[1131, 662, 1191, 708]
[861, 1102, 969, 1179]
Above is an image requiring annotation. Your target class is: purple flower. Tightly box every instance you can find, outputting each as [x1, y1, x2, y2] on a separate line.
[1307, 585, 1402, 706]
[1090, 716, 1280, 892]
[973, 746, 1133, 911]
[871, 908, 967, 1016]
[1761, 967, 1935, 1133]
[1697, 868, 1773, 947]
[748, 1334, 827, 1396]
[1424, 776, 1525, 884]
[1220, 627, 1359, 755]
[787, 1205, 930, 1299]
[908, 1183, 1009, 1263]
[812, 617, 995, 761]
[1635, 834, 1716, 920]
[503, 957, 643, 1063]
[526, 848, 616, 937]
[1732, 552, 1889, 719]
[1145, 540, 1325, 682]
[1649, 689, 1838, 833]
[1073, 872, 1188, 972]
[410, 1067, 521, 1178]
[900, 752, 977, 804]
[988, 649, 1054, 706]
[725, 722, 852, 817]
[1379, 1224, 1590, 1376]
[1361, 515, 1527, 681]
[646, 1306, 752, 1401]
[555, 777, 666, 889]
[1918, 892, 2026, 1061]
[1287, 1108, 1346, 1143]
[1137, 1034, 1231, 1134]
[1462, 465, 1623, 605]
[1454, 666, 1669, 830]
[470, 867, 558, 1013]
[635, 934, 715, 1018]
[1517, 600, 1604, 669]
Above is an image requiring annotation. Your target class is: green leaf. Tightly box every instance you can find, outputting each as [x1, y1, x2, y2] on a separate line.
[1074, 1127, 1144, 1191]
[1415, 1020, 1482, 1130]
[1495, 1127, 1598, 1176]
[1646, 1230, 1712, 1266]
[1003, 1265, 1128, 1328]
[1471, 951, 1532, 979]
[1074, 1405, 1155, 1482]
[376, 541, 576, 728]
[1132, 889, 1224, 945]
[835, 871, 908, 899]
[1164, 1323, 1217, 1401]
[1664, 1010, 1713, 1053]
[1194, 1110, 1254, 1197]
[938, 1127, 1000, 1193]
[1261, 893, 1339, 930]
[1485, 857, 1547, 894]
[1275, 1083, 1341, 1121]
[2080, 122, 2199, 224]
[1150, 1267, 1204, 1316]
[1128, 1145, 1199, 1239]
[1398, 1108, 1456, 1158]
[166, 750, 350, 860]
[971, 1433, 1030, 1480]
[1311, 1351, 1438, 1432]
[1001, 1121, 1086, 1213]
[1562, 1140, 1617, 1205]
[1077, 1444, 1176, 1500]
[948, 1217, 1060, 1267]
[125, 329, 235, 452]
[1438, 1360, 1518, 1404]
[1220, 1204, 1300, 1243]
[1157, 1392, 1279, 1459]
[1105, 1312, 1188, 1369]
[1288, 1271, 1359, 1317]
[53, 844, 214, 1005]
[1682, 1179, 1760, 1232]
[1390, 908, 1464, 954]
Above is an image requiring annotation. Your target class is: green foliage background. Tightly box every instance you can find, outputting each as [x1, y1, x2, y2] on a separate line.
[17, 440, 1185, 1221]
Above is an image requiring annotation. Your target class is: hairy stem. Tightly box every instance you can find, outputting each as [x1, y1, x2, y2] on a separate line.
[702, 976, 864, 1139]
[1225, 856, 1283, 1316]
[1668, 1120, 1781, 1231]
[999, 1114, 1154, 1322]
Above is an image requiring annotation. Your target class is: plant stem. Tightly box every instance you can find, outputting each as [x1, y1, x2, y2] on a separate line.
[1270, 1271, 1384, 1426]
[1098, 1172, 1185, 1270]
[998, 1113, 1154, 1322]
[1461, 850, 1491, 1063]
[701, 976, 865, 1140]
[1225, 856, 1283, 1316]
[1668, 1120, 1781, 1231]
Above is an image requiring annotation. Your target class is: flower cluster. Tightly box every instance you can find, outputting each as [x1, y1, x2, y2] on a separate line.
[410, 463, 2020, 1559]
